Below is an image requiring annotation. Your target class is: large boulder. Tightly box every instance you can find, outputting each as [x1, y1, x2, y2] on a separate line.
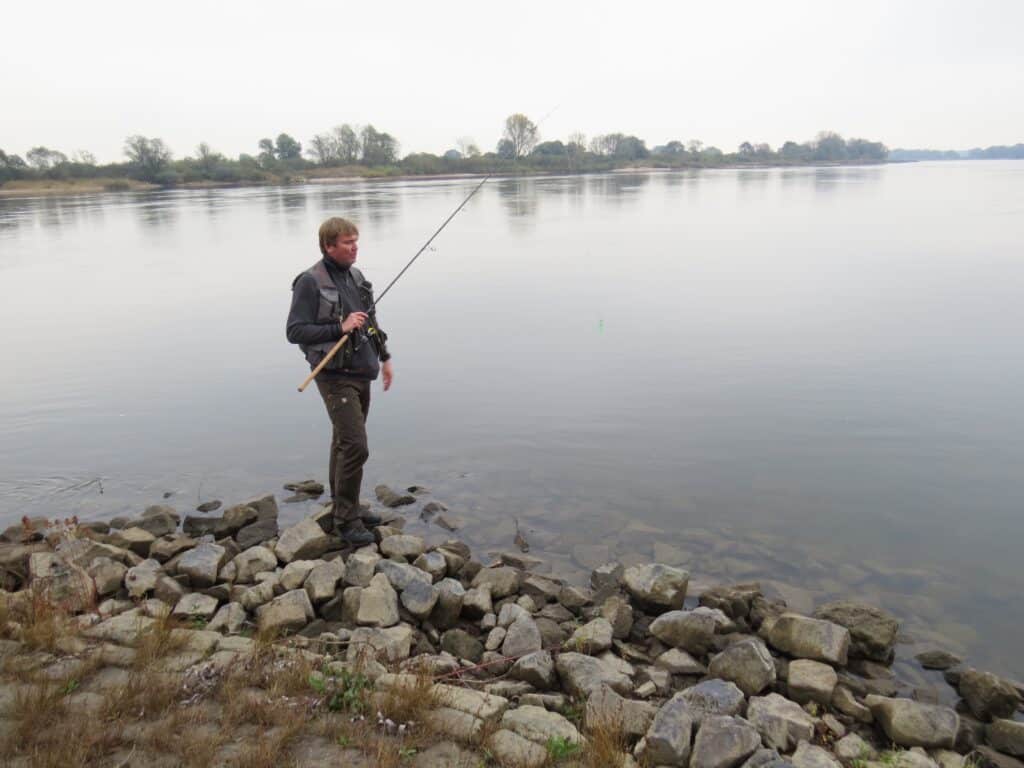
[345, 551, 380, 587]
[441, 629, 484, 663]
[564, 618, 613, 655]
[176, 542, 227, 588]
[429, 578, 465, 629]
[677, 679, 746, 725]
[305, 559, 346, 603]
[788, 659, 839, 705]
[232, 546, 278, 583]
[511, 651, 557, 690]
[814, 600, 899, 663]
[791, 742, 843, 768]
[623, 563, 689, 610]
[959, 669, 1022, 721]
[644, 692, 695, 766]
[274, 518, 332, 563]
[356, 573, 399, 627]
[708, 637, 776, 696]
[347, 625, 413, 664]
[502, 615, 543, 658]
[555, 652, 631, 698]
[584, 684, 657, 737]
[256, 589, 314, 636]
[691, 715, 762, 768]
[650, 610, 716, 654]
[988, 720, 1024, 757]
[767, 613, 850, 665]
[379, 534, 426, 559]
[471, 566, 521, 599]
[865, 695, 959, 748]
[746, 693, 816, 752]
[376, 560, 431, 592]
[399, 579, 438, 620]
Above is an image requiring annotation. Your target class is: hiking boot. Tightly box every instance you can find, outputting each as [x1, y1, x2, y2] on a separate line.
[338, 518, 375, 547]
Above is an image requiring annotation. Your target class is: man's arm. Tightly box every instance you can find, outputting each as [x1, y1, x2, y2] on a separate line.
[286, 274, 343, 345]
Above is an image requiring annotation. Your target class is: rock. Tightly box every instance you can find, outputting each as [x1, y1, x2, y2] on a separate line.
[413, 551, 447, 581]
[678, 679, 747, 724]
[284, 479, 324, 495]
[232, 546, 278, 583]
[972, 747, 1024, 768]
[471, 566, 521, 599]
[275, 518, 332, 563]
[196, 500, 222, 512]
[305, 559, 346, 603]
[565, 617, 613, 654]
[895, 752, 940, 768]
[788, 659, 839, 705]
[585, 683, 658, 737]
[131, 506, 180, 537]
[558, 585, 591, 611]
[591, 561, 625, 593]
[767, 613, 850, 665]
[462, 584, 493, 619]
[498, 602, 529, 628]
[502, 614, 543, 657]
[959, 669, 1022, 721]
[644, 692, 695, 766]
[691, 715, 762, 768]
[345, 551, 380, 587]
[502, 704, 581, 746]
[486, 627, 507, 651]
[376, 559, 431, 592]
[746, 693, 817, 751]
[742, 748, 796, 768]
[375, 484, 416, 507]
[650, 610, 717, 654]
[83, 609, 157, 645]
[207, 602, 246, 634]
[124, 559, 163, 598]
[430, 578, 465, 629]
[657, 647, 708, 676]
[708, 636, 777, 696]
[239, 579, 276, 610]
[791, 742, 843, 768]
[400, 579, 439, 619]
[833, 685, 873, 723]
[511, 650, 557, 690]
[177, 542, 227, 589]
[814, 600, 898, 662]
[623, 563, 689, 609]
[356, 573, 399, 627]
[835, 733, 876, 762]
[380, 534, 426, 559]
[256, 589, 315, 636]
[347, 625, 413, 664]
[88, 557, 127, 596]
[149, 534, 197, 563]
[866, 695, 959, 748]
[988, 720, 1024, 757]
[486, 729, 548, 768]
[441, 628, 484, 662]
[600, 594, 634, 639]
[107, 527, 156, 557]
[700, 583, 763, 620]
[235, 497, 279, 549]
[916, 650, 962, 670]
[556, 652, 632, 698]
[172, 593, 219, 620]
[280, 560, 318, 590]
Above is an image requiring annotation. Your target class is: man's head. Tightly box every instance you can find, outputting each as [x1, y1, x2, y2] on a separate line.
[319, 217, 360, 266]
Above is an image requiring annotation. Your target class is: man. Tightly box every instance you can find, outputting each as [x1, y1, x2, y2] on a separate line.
[287, 217, 394, 547]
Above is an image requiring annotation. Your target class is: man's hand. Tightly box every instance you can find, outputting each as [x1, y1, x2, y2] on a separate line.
[341, 312, 368, 334]
[382, 360, 394, 391]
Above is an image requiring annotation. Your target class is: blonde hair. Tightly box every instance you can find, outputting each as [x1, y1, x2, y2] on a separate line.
[318, 217, 359, 257]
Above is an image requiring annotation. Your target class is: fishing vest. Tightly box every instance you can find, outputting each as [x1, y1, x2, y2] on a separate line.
[296, 260, 381, 378]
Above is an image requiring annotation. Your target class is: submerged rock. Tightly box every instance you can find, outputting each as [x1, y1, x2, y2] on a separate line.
[767, 613, 850, 665]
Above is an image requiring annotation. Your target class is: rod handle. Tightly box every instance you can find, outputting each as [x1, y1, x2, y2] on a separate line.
[297, 334, 351, 392]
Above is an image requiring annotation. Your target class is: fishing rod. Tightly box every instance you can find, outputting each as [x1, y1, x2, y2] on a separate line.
[297, 174, 490, 392]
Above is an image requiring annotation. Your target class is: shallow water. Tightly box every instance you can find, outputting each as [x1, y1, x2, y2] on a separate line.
[1, 162, 1022, 676]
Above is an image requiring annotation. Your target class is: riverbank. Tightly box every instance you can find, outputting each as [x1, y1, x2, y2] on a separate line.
[0, 178, 160, 197]
[2, 484, 1021, 767]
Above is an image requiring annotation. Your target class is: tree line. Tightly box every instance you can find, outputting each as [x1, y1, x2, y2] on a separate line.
[0, 114, 891, 187]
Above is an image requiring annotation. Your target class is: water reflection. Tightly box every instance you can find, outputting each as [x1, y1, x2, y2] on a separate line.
[496, 178, 538, 230]
[133, 193, 180, 230]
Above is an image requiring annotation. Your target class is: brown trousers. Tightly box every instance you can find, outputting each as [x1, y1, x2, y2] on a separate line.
[314, 377, 371, 523]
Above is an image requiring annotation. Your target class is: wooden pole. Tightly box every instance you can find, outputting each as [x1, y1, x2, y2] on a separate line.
[297, 333, 350, 392]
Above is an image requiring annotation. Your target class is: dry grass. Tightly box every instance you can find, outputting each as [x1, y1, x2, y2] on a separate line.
[222, 722, 305, 768]
[133, 613, 188, 670]
[7, 588, 81, 653]
[376, 668, 437, 725]
[579, 717, 630, 768]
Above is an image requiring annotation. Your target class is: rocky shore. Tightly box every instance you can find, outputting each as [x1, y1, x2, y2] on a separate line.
[1, 486, 1022, 767]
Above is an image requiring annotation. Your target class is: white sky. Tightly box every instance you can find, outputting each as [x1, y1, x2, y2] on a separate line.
[2, 0, 1022, 163]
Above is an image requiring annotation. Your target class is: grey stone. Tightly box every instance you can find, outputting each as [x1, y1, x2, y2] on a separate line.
[788, 659, 838, 705]
[379, 534, 426, 559]
[375, 559, 431, 592]
[915, 650, 962, 670]
[600, 594, 634, 640]
[700, 583, 763, 620]
[305, 559, 346, 603]
[239, 578, 276, 610]
[501, 704, 580, 746]
[558, 585, 590, 610]
[556, 652, 632, 698]
[279, 559, 318, 590]
[988, 720, 1024, 757]
[88, 557, 127, 596]
[678, 679, 747, 724]
[107, 526, 156, 556]
[149, 534, 197, 563]
[502, 614, 543, 657]
[644, 692, 695, 766]
[866, 695, 959, 748]
[815, 600, 899, 662]
[232, 546, 278, 583]
[471, 566, 521, 599]
[511, 650, 557, 690]
[835, 733, 877, 762]
[344, 551, 380, 587]
[441, 628, 484, 662]
[347, 625, 413, 664]
[429, 578, 465, 629]
[207, 602, 246, 634]
[124, 559, 162, 598]
[486, 627, 507, 651]
[971, 746, 1024, 768]
[767, 613, 850, 665]
[486, 729, 548, 768]
[275, 518, 332, 563]
[172, 593, 219, 620]
[832, 685, 873, 723]
[591, 561, 624, 592]
[131, 505, 181, 536]
[650, 610, 717, 654]
[177, 542, 227, 588]
[400, 578, 439, 619]
[461, 584, 493, 619]
[708, 636, 776, 696]
[375, 484, 416, 507]
[691, 715, 762, 768]
[656, 647, 708, 676]
[746, 693, 816, 751]
[791, 742, 843, 768]
[498, 602, 529, 628]
[413, 551, 447, 581]
[959, 669, 1022, 721]
[742, 748, 796, 768]
[356, 573, 399, 627]
[584, 683, 657, 737]
[565, 617, 613, 654]
[623, 563, 689, 609]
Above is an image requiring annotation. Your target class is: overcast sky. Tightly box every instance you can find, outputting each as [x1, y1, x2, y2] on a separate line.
[3, 0, 1022, 163]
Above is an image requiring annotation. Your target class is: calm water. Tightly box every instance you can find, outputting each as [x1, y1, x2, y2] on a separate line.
[1, 162, 1022, 678]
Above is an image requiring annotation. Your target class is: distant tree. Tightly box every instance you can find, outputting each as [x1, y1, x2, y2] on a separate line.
[0, 149, 29, 182]
[687, 139, 704, 155]
[754, 143, 773, 159]
[238, 153, 261, 172]
[813, 131, 846, 162]
[589, 134, 617, 156]
[257, 138, 276, 167]
[613, 135, 648, 160]
[654, 140, 686, 156]
[456, 136, 480, 158]
[333, 124, 360, 163]
[502, 113, 539, 159]
[443, 149, 462, 160]
[738, 141, 755, 157]
[496, 138, 516, 160]
[567, 132, 587, 153]
[193, 142, 226, 176]
[275, 133, 302, 161]
[306, 133, 337, 165]
[779, 141, 807, 161]
[360, 125, 398, 165]
[123, 135, 172, 180]
[72, 150, 96, 165]
[532, 140, 566, 157]
[26, 146, 68, 170]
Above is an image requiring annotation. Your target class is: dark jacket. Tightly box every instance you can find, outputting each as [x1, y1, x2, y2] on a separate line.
[286, 258, 390, 380]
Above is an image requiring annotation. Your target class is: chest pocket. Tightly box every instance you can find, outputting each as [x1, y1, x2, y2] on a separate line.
[316, 286, 342, 322]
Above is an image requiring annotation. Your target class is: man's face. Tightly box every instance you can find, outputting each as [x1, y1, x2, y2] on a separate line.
[325, 233, 358, 267]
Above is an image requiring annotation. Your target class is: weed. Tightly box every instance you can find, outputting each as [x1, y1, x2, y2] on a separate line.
[61, 678, 79, 695]
[547, 735, 582, 761]
[580, 715, 628, 768]
[399, 746, 418, 760]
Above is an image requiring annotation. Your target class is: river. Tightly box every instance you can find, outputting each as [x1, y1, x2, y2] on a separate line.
[1, 161, 1022, 678]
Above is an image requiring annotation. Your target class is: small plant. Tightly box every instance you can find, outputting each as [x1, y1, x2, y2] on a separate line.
[546, 736, 581, 761]
[337, 734, 352, 748]
[190, 615, 208, 630]
[398, 746, 418, 760]
[61, 678, 80, 695]
[560, 699, 585, 725]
